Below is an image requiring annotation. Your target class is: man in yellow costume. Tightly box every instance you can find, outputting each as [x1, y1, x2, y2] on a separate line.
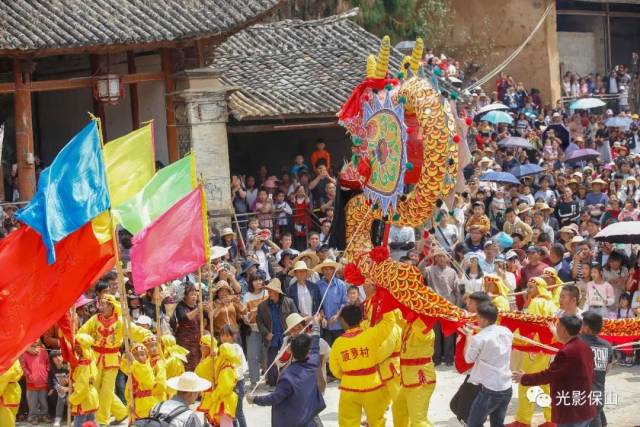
[160, 335, 188, 398]
[78, 293, 147, 425]
[144, 335, 167, 402]
[121, 342, 159, 420]
[69, 333, 99, 425]
[506, 277, 558, 427]
[329, 304, 395, 427]
[195, 334, 217, 413]
[483, 274, 511, 311]
[0, 359, 23, 426]
[202, 343, 240, 427]
[394, 315, 436, 427]
[360, 283, 402, 424]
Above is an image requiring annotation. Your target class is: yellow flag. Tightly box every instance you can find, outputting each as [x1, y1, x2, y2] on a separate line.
[92, 123, 156, 242]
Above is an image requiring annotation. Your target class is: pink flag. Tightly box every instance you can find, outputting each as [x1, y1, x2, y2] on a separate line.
[131, 186, 207, 294]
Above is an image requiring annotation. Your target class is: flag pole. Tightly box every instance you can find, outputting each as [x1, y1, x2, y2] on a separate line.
[154, 287, 162, 347]
[66, 307, 74, 427]
[197, 267, 205, 336]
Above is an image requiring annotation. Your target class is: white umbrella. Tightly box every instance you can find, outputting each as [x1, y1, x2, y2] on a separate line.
[569, 97, 606, 110]
[477, 103, 510, 114]
[595, 221, 640, 244]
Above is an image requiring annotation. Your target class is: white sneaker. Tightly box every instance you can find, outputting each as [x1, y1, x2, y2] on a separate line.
[53, 418, 61, 427]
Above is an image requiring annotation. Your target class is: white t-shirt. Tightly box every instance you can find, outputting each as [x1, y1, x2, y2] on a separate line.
[465, 324, 513, 392]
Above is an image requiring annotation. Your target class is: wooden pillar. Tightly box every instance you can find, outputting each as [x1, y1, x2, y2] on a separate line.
[13, 59, 36, 201]
[89, 55, 107, 140]
[127, 51, 140, 129]
[161, 48, 179, 162]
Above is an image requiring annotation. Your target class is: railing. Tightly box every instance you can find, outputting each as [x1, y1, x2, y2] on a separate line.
[559, 93, 622, 112]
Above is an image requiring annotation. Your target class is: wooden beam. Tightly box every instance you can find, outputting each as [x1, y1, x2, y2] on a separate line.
[0, 72, 165, 94]
[127, 51, 140, 129]
[227, 120, 339, 134]
[161, 49, 179, 162]
[90, 55, 107, 141]
[13, 59, 36, 201]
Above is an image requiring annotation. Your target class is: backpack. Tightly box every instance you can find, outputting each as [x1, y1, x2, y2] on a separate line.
[133, 402, 190, 427]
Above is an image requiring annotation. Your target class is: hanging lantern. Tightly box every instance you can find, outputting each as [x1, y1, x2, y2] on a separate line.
[93, 74, 123, 105]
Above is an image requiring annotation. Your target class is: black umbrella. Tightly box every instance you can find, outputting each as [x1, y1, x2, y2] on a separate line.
[594, 221, 640, 244]
[542, 123, 570, 150]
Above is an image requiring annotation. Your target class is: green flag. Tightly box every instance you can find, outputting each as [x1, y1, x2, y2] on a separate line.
[113, 155, 196, 234]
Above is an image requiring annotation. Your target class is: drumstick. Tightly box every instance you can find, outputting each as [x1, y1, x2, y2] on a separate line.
[458, 326, 559, 353]
[612, 340, 640, 350]
[507, 282, 574, 297]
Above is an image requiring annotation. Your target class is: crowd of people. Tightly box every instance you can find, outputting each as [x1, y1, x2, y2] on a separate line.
[2, 54, 640, 427]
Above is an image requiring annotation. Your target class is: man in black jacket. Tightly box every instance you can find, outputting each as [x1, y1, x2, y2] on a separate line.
[557, 188, 580, 226]
[257, 278, 298, 386]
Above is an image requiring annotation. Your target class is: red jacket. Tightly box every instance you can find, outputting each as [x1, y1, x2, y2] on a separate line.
[521, 336, 596, 424]
[20, 348, 50, 391]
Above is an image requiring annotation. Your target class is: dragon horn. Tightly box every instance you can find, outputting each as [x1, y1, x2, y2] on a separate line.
[375, 35, 391, 79]
[366, 54, 378, 78]
[410, 37, 424, 75]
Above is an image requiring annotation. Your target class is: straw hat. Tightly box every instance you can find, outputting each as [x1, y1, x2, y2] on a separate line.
[292, 250, 320, 268]
[428, 248, 448, 259]
[591, 178, 606, 186]
[313, 259, 341, 273]
[516, 203, 531, 216]
[166, 372, 212, 393]
[211, 280, 232, 297]
[265, 278, 284, 295]
[559, 226, 577, 235]
[220, 227, 235, 238]
[535, 202, 553, 213]
[289, 260, 313, 276]
[479, 157, 493, 165]
[210, 246, 230, 261]
[284, 313, 307, 335]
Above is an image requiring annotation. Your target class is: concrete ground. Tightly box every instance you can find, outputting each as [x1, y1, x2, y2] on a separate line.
[17, 364, 639, 426]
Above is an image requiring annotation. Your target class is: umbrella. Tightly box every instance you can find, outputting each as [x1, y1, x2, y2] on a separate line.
[605, 116, 633, 128]
[483, 110, 513, 125]
[479, 171, 521, 185]
[542, 123, 570, 149]
[448, 76, 463, 84]
[569, 97, 606, 110]
[477, 103, 510, 114]
[498, 137, 533, 149]
[565, 148, 600, 163]
[510, 164, 544, 178]
[595, 221, 640, 244]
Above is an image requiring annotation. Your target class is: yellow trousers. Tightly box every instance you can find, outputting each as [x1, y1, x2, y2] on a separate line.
[338, 387, 389, 427]
[0, 407, 17, 427]
[385, 376, 402, 425]
[393, 382, 435, 427]
[96, 367, 128, 425]
[515, 354, 552, 424]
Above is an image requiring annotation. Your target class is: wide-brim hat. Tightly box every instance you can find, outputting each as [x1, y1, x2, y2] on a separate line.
[166, 372, 212, 393]
[591, 178, 606, 186]
[289, 260, 313, 276]
[284, 312, 307, 335]
[292, 250, 320, 268]
[240, 258, 260, 275]
[479, 156, 493, 164]
[210, 246, 230, 261]
[428, 248, 448, 259]
[221, 227, 235, 238]
[211, 280, 232, 296]
[75, 295, 93, 309]
[313, 259, 341, 273]
[265, 278, 284, 295]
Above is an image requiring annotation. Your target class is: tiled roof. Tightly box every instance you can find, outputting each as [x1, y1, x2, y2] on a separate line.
[212, 9, 404, 121]
[0, 0, 283, 52]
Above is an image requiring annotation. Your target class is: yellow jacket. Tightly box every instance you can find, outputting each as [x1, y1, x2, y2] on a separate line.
[399, 318, 436, 387]
[161, 335, 188, 379]
[0, 360, 22, 409]
[361, 308, 401, 383]
[329, 311, 395, 392]
[205, 344, 239, 424]
[527, 277, 558, 316]
[121, 357, 159, 419]
[484, 274, 511, 311]
[68, 359, 99, 415]
[150, 357, 167, 401]
[543, 267, 563, 306]
[78, 314, 148, 369]
[195, 355, 215, 411]
[465, 214, 491, 235]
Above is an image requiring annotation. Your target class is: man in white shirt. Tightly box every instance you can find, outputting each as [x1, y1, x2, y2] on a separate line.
[555, 284, 583, 318]
[388, 225, 416, 260]
[463, 302, 513, 427]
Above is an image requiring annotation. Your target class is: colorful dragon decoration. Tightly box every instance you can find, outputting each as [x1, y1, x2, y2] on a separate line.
[338, 36, 640, 351]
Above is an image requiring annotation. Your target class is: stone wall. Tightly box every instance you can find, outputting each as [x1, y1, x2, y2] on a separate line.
[450, 0, 561, 105]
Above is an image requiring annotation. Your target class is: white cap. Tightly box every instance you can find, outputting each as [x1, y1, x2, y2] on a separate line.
[552, 112, 560, 118]
[135, 315, 153, 326]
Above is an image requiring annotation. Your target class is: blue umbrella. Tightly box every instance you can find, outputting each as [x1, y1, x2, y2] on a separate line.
[510, 164, 544, 178]
[605, 116, 632, 129]
[483, 110, 513, 125]
[480, 171, 521, 185]
[570, 97, 606, 110]
[498, 137, 533, 149]
[565, 148, 600, 163]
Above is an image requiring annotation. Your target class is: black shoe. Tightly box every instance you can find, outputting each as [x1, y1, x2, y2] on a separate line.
[433, 360, 442, 366]
[446, 361, 454, 367]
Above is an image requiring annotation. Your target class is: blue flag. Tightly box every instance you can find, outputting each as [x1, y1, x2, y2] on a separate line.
[16, 121, 110, 263]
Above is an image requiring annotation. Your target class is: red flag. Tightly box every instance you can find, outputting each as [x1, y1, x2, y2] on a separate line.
[56, 312, 78, 367]
[0, 223, 115, 371]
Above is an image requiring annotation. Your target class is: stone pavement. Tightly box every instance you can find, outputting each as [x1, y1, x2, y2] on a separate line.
[17, 364, 639, 426]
